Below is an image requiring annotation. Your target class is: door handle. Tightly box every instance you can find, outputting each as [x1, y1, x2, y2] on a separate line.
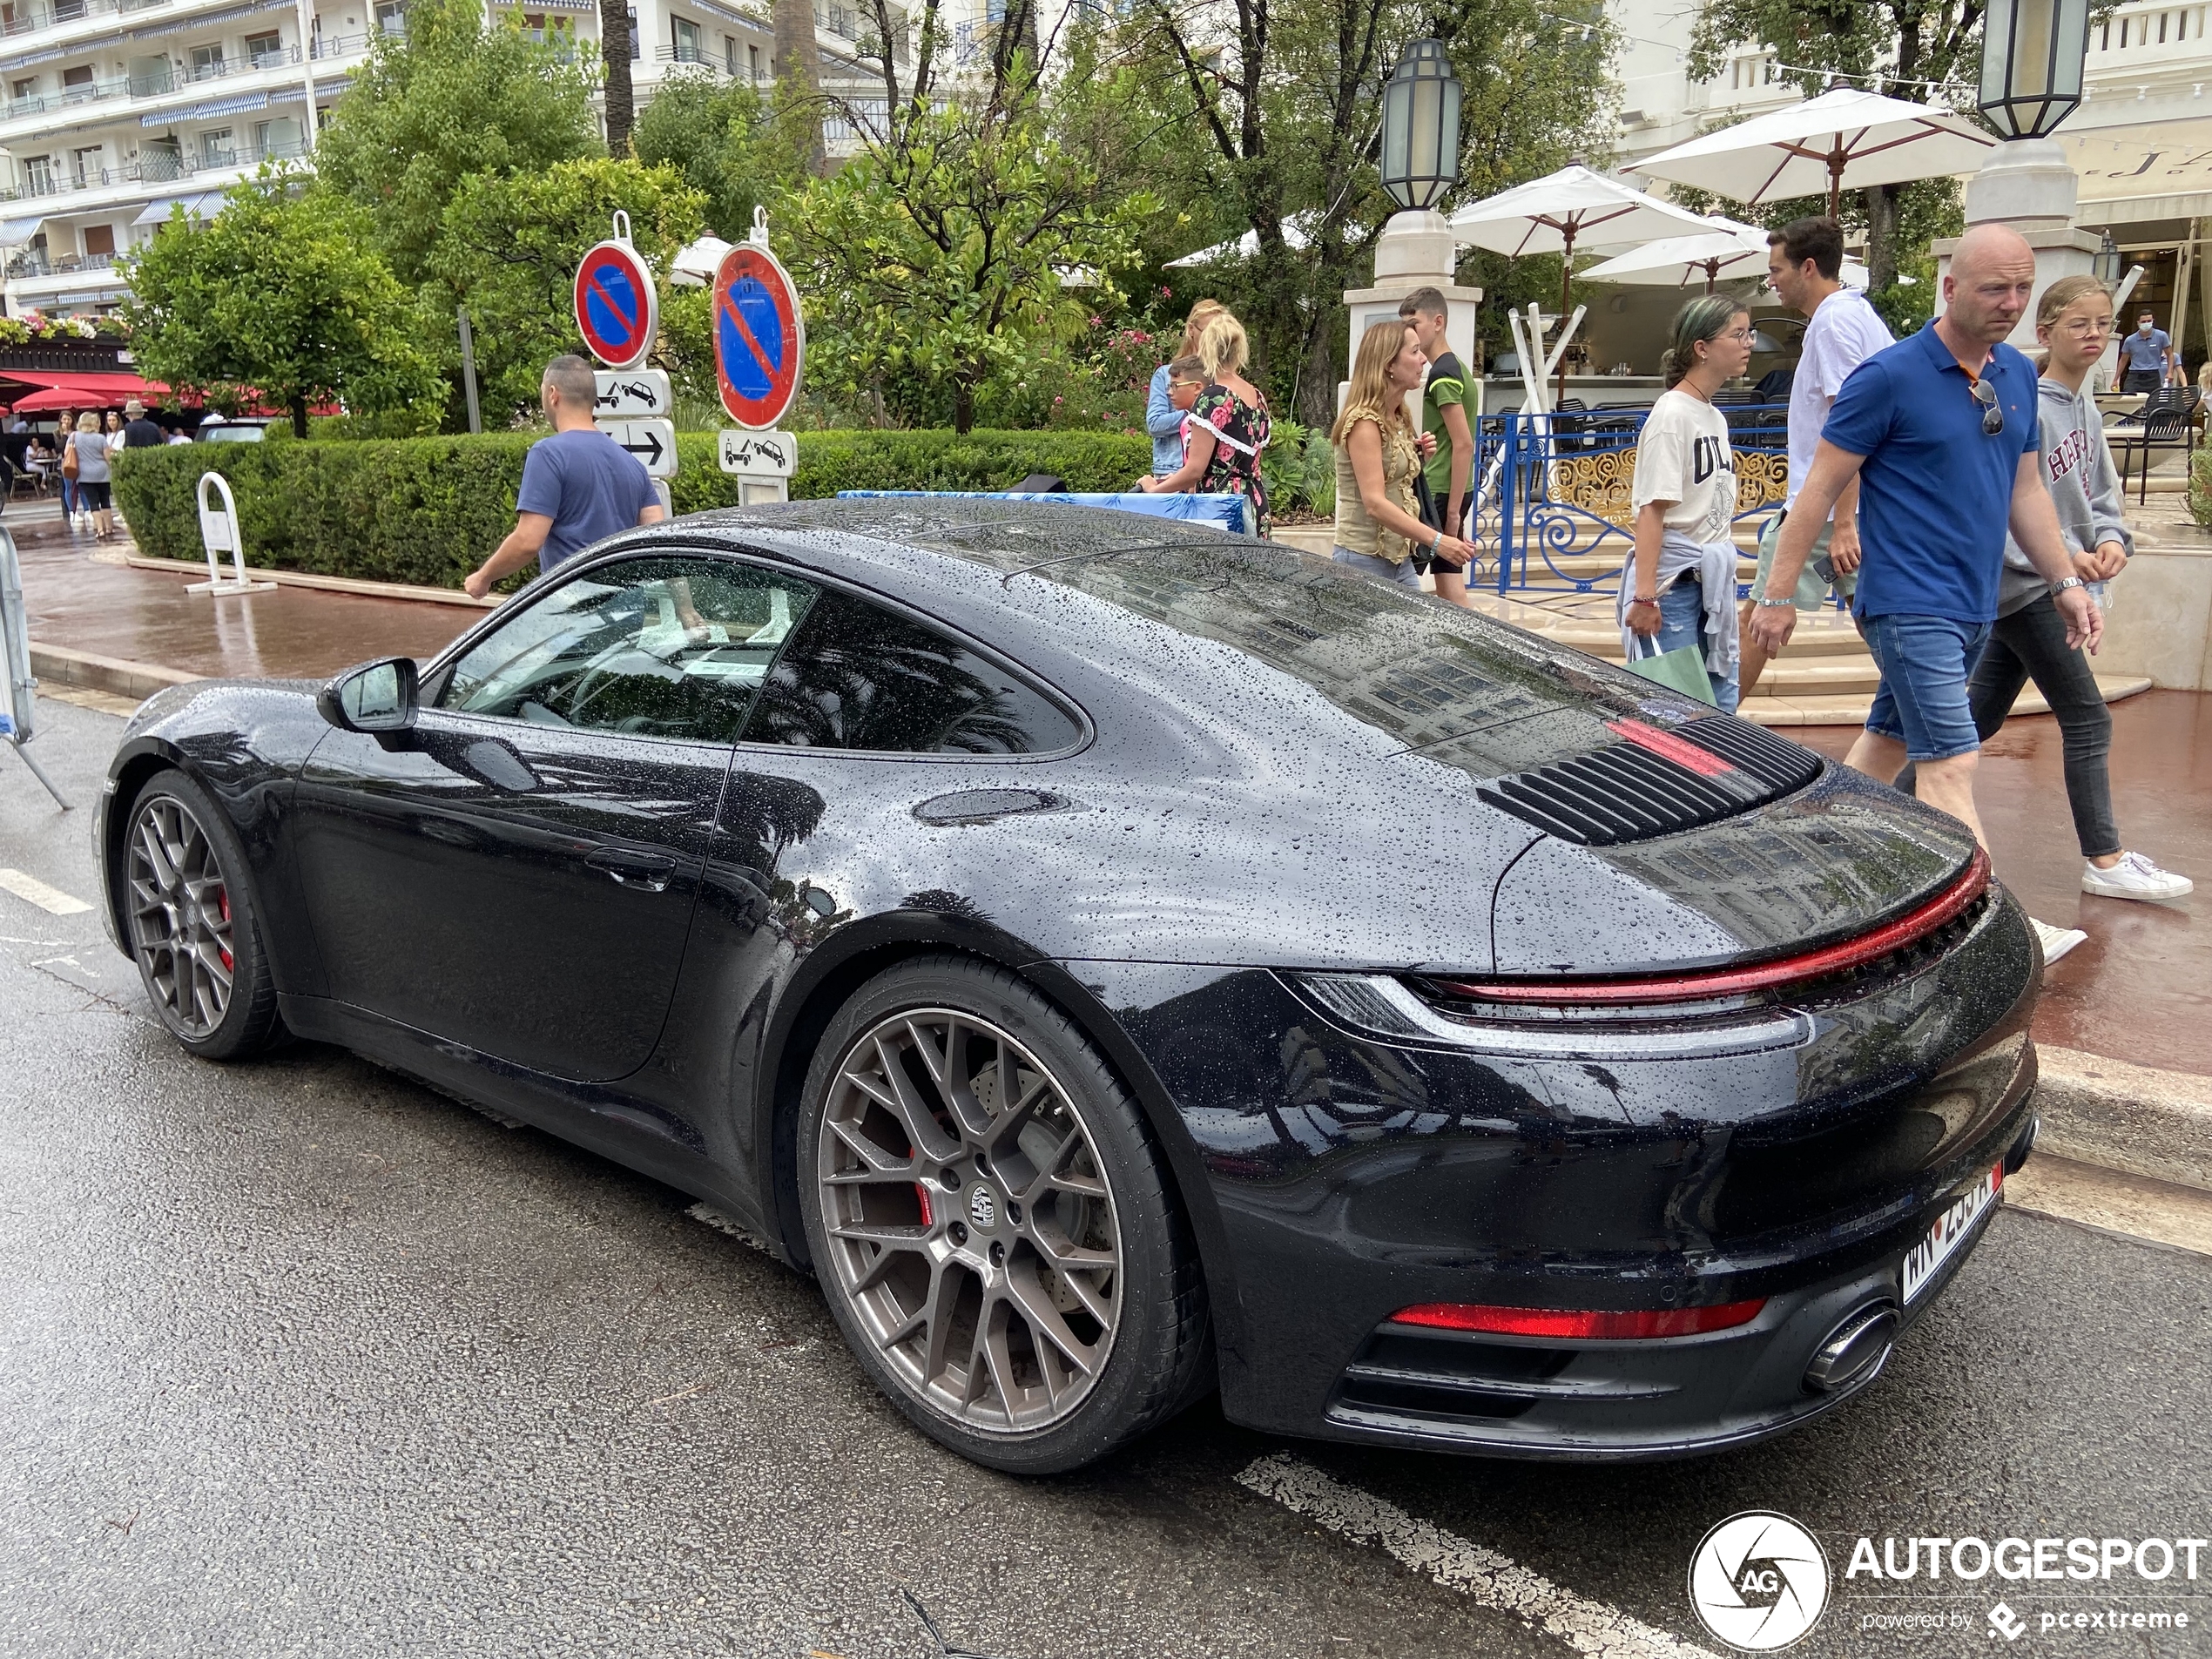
[584, 848, 678, 893]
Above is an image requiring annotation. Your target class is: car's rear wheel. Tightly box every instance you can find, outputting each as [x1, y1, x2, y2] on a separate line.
[797, 954, 1209, 1474]
[123, 769, 280, 1060]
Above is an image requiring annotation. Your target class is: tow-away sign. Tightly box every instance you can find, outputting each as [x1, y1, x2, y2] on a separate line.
[603, 418, 678, 478]
[594, 368, 673, 419]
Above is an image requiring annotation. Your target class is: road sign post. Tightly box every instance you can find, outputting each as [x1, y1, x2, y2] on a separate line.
[713, 207, 804, 503]
[0, 524, 67, 808]
[574, 210, 659, 372]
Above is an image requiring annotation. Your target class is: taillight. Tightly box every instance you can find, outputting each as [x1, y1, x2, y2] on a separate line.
[1430, 847, 1989, 1008]
[1391, 1299, 1767, 1339]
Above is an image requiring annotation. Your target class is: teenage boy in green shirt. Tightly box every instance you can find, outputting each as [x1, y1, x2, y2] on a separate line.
[1399, 287, 1476, 609]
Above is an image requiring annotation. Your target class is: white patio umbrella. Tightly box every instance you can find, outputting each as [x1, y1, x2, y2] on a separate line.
[1448, 165, 1712, 399]
[1579, 215, 1871, 292]
[1634, 87, 2000, 220]
[1163, 212, 1317, 268]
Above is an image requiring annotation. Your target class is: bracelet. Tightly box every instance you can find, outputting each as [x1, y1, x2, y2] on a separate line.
[1755, 597, 1797, 608]
[1630, 594, 1659, 605]
[2053, 577, 2087, 592]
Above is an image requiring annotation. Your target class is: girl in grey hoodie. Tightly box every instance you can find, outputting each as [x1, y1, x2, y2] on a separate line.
[1973, 275, 2190, 904]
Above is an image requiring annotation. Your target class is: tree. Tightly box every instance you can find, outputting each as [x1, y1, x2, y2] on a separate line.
[315, 0, 603, 286]
[1685, 0, 1986, 293]
[420, 157, 706, 421]
[632, 68, 810, 239]
[600, 0, 635, 154]
[125, 170, 442, 438]
[1114, 0, 1617, 422]
[772, 0, 827, 172]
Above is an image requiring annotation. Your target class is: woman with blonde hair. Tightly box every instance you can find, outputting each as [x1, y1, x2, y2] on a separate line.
[1327, 318, 1475, 586]
[64, 408, 113, 541]
[1139, 311, 1273, 535]
[1143, 300, 1224, 476]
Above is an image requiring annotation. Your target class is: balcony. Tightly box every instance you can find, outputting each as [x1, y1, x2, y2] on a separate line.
[0, 0, 202, 44]
[0, 133, 306, 206]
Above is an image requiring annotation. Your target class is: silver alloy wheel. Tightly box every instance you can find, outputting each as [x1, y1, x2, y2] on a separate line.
[125, 792, 235, 1038]
[815, 1008, 1123, 1434]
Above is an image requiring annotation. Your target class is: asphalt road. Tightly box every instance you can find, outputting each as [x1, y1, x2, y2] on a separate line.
[3, 696, 2209, 1659]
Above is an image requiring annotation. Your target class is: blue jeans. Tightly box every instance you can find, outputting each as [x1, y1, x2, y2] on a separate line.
[1861, 611, 1992, 762]
[1332, 545, 1421, 588]
[1645, 574, 1739, 712]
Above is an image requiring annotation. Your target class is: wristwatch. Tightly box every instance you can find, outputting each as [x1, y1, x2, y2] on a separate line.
[1755, 596, 1797, 608]
[2053, 577, 2087, 592]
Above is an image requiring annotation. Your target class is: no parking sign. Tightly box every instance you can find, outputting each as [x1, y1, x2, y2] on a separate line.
[573, 213, 658, 370]
[713, 218, 804, 430]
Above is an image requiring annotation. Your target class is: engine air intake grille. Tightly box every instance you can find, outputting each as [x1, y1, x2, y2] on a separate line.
[1474, 715, 1823, 846]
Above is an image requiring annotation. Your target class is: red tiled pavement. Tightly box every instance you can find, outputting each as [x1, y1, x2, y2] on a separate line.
[17, 500, 2209, 1077]
[14, 502, 474, 680]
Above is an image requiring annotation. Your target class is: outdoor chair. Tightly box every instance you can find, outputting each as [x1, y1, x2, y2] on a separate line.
[2106, 387, 2199, 505]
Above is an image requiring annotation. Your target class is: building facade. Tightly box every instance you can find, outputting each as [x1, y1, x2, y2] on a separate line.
[0, 0, 967, 316]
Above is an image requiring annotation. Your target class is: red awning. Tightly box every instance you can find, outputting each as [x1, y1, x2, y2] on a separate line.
[0, 369, 174, 412]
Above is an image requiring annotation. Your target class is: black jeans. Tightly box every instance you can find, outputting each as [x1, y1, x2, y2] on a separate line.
[1897, 591, 2119, 858]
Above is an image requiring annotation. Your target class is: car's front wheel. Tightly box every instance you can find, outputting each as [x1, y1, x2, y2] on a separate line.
[797, 954, 1210, 1474]
[121, 769, 281, 1060]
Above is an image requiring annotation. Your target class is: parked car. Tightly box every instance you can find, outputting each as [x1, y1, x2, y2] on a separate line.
[193, 417, 268, 442]
[96, 501, 2040, 1474]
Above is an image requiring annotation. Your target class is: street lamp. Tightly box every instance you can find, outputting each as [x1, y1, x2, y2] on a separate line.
[2093, 229, 2122, 285]
[1977, 0, 2092, 139]
[1379, 39, 1461, 212]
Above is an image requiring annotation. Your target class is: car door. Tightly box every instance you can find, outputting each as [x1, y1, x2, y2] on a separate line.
[291, 552, 819, 1083]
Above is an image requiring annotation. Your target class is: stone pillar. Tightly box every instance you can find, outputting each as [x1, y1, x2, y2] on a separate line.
[1341, 208, 1482, 415]
[1931, 138, 2101, 347]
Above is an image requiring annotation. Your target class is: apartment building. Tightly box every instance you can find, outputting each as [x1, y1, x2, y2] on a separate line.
[0, 0, 964, 315]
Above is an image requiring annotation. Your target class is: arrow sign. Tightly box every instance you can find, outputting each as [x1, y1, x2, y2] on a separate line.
[574, 239, 658, 369]
[599, 418, 678, 478]
[718, 428, 795, 477]
[712, 242, 804, 430]
[594, 368, 672, 419]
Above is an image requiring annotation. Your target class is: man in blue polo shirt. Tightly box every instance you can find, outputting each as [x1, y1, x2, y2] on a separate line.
[1754, 224, 2101, 866]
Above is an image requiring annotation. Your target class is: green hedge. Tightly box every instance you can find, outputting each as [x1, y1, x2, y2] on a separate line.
[111, 428, 1154, 590]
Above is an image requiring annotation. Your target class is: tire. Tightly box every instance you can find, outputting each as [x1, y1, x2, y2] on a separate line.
[120, 768, 282, 1061]
[796, 954, 1210, 1474]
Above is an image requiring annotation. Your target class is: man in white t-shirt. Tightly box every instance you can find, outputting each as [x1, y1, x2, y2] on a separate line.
[1741, 217, 1894, 697]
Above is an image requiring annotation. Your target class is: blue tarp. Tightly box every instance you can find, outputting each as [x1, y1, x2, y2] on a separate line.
[836, 489, 1250, 536]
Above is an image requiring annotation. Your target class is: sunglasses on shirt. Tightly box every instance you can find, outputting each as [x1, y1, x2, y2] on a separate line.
[1968, 375, 2005, 435]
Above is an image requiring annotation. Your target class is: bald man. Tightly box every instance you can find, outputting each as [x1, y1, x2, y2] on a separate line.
[1751, 223, 2102, 960]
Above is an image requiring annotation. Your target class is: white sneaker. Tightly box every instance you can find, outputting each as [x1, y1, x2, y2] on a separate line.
[2082, 851, 2194, 901]
[2030, 917, 2087, 964]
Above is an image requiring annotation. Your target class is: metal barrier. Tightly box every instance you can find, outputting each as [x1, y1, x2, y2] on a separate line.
[0, 523, 68, 807]
[1467, 408, 1790, 597]
[190, 472, 275, 597]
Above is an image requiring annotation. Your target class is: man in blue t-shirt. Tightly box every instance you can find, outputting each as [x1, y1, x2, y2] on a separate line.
[464, 354, 663, 598]
[1753, 223, 2101, 856]
[2117, 310, 2175, 393]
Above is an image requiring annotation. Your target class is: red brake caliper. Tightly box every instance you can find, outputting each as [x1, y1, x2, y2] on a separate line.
[216, 888, 233, 971]
[914, 1182, 934, 1229]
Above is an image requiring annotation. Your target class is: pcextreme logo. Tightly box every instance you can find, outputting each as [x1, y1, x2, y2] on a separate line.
[1689, 1511, 1833, 1651]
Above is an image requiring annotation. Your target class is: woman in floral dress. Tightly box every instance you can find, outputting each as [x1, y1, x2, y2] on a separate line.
[1138, 313, 1271, 537]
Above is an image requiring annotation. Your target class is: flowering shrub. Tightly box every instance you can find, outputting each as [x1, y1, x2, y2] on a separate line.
[0, 312, 131, 346]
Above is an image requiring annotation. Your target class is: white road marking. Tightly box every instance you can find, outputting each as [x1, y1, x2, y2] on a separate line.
[0, 869, 91, 915]
[1237, 1453, 1721, 1659]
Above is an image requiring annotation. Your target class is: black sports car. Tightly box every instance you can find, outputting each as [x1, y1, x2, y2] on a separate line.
[97, 500, 2040, 1474]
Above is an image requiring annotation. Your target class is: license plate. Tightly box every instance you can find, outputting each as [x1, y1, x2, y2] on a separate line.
[1902, 1163, 2003, 1304]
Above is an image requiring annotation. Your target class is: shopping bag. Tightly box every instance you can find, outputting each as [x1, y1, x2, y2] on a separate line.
[1621, 629, 1716, 705]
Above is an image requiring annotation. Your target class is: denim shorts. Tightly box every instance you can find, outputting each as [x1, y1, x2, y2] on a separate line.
[1860, 611, 1993, 762]
[1332, 545, 1422, 588]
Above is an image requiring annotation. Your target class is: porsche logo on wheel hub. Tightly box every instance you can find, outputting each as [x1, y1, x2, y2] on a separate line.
[968, 1185, 997, 1230]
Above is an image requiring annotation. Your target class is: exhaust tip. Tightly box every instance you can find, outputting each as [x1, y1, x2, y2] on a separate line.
[2006, 1113, 2040, 1176]
[1804, 1302, 1897, 1395]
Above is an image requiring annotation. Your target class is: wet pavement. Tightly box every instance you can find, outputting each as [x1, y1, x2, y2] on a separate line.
[13, 499, 2208, 1079]
[11, 501, 474, 680]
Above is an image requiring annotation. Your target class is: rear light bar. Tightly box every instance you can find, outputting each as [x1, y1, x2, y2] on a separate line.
[1392, 1298, 1767, 1340]
[1429, 847, 1989, 1008]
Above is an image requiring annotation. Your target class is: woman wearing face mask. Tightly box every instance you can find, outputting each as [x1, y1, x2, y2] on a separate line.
[1899, 275, 2190, 909]
[1621, 294, 1753, 712]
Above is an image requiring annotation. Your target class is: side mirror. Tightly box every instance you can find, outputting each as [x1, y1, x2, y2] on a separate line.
[318, 657, 420, 733]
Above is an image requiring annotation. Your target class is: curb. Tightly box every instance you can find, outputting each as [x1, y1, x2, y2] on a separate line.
[91, 546, 499, 609]
[2033, 1044, 2212, 1196]
[29, 642, 202, 703]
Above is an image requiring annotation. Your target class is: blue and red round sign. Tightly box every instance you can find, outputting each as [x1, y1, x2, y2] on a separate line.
[713, 243, 804, 430]
[574, 239, 658, 370]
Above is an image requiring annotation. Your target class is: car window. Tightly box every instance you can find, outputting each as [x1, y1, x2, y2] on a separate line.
[739, 586, 1082, 756]
[440, 555, 818, 743]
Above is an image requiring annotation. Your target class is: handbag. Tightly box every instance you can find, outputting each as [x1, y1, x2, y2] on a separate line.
[1621, 627, 1717, 706]
[61, 437, 78, 481]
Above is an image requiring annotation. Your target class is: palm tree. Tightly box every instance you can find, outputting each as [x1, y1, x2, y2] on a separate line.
[599, 0, 634, 152]
[772, 0, 826, 173]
